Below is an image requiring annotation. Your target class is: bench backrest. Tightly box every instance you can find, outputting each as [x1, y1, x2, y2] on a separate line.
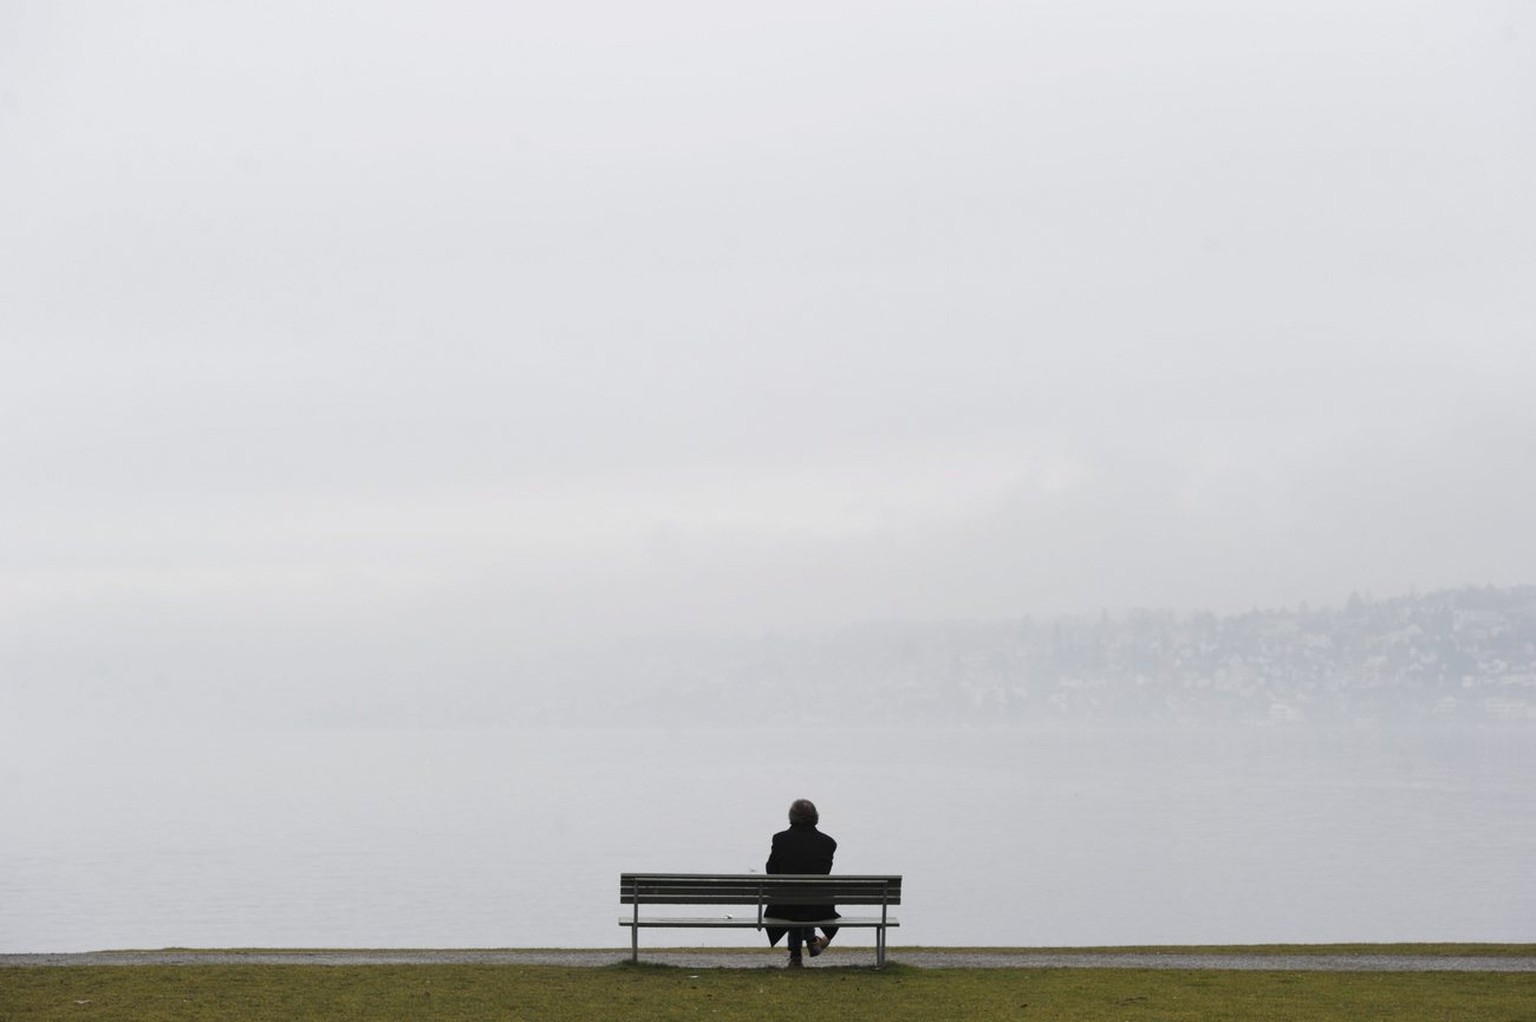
[620, 873, 901, 907]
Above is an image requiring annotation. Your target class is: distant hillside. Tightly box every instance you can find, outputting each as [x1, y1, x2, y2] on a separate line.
[602, 585, 1536, 725]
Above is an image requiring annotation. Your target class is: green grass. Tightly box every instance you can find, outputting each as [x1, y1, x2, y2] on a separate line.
[924, 942, 1536, 957]
[3, 961, 1533, 1022]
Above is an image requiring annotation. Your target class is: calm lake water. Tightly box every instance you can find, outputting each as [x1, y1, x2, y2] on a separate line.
[3, 723, 1533, 952]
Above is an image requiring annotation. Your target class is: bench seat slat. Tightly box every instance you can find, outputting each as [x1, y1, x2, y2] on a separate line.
[619, 915, 899, 928]
[621, 892, 894, 904]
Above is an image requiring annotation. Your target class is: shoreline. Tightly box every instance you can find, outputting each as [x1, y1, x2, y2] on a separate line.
[6, 947, 1536, 971]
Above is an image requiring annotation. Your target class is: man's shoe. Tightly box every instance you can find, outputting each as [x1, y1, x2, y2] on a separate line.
[787, 953, 804, 968]
[806, 935, 825, 958]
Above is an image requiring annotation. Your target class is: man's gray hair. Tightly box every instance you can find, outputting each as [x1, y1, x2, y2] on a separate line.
[788, 799, 819, 826]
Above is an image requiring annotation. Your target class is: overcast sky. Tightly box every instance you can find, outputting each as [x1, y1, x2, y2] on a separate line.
[4, 2, 1535, 709]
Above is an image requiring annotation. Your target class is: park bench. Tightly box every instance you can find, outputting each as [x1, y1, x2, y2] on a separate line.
[619, 872, 902, 966]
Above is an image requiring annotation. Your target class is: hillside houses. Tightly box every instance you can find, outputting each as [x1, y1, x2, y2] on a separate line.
[606, 586, 1536, 725]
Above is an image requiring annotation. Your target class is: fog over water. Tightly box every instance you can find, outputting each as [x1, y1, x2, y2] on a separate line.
[4, 3, 1535, 951]
[4, 723, 1533, 953]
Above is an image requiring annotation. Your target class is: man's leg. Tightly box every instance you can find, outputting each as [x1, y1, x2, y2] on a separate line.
[786, 927, 807, 967]
[807, 924, 837, 956]
[806, 926, 823, 957]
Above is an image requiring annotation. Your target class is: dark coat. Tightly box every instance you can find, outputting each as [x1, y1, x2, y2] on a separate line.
[764, 822, 839, 944]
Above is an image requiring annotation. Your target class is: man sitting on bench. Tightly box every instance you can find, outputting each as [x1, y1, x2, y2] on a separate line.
[765, 798, 841, 968]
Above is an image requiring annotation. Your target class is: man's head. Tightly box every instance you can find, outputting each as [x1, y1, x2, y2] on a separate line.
[788, 799, 819, 826]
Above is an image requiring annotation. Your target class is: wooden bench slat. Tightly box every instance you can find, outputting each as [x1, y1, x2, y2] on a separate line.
[619, 916, 900, 928]
[621, 874, 901, 904]
[621, 891, 896, 904]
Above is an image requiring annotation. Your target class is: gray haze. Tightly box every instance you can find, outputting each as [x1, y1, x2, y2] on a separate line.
[4, 3, 1536, 719]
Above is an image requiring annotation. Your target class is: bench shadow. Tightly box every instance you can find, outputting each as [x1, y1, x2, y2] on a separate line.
[604, 959, 916, 975]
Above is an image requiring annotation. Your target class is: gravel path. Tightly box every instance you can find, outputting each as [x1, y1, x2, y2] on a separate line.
[4, 949, 1534, 972]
